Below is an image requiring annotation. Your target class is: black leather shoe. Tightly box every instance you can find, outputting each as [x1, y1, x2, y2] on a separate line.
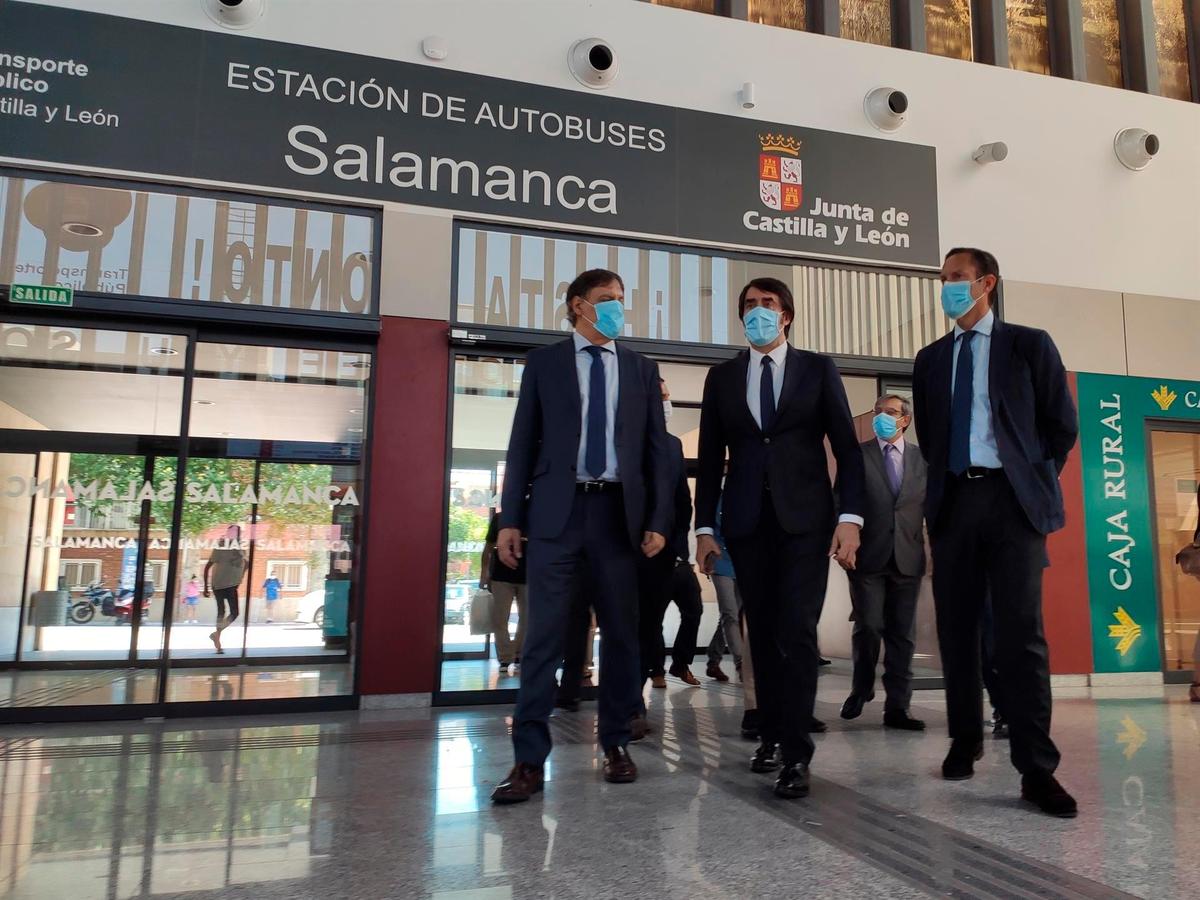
[809, 717, 828, 734]
[774, 762, 811, 799]
[491, 763, 545, 804]
[818, 657, 832, 667]
[740, 709, 761, 741]
[992, 715, 1010, 739]
[883, 709, 926, 731]
[840, 691, 874, 720]
[602, 746, 638, 783]
[1021, 771, 1078, 818]
[555, 696, 580, 712]
[942, 741, 985, 780]
[750, 742, 780, 773]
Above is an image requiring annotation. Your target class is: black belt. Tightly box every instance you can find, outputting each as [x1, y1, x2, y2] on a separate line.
[953, 466, 1001, 480]
[576, 480, 622, 494]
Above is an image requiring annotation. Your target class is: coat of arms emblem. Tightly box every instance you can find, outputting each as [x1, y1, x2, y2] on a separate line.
[758, 133, 803, 212]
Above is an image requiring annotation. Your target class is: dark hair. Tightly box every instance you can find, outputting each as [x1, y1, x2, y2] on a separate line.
[565, 268, 624, 324]
[945, 247, 1000, 288]
[737, 277, 794, 337]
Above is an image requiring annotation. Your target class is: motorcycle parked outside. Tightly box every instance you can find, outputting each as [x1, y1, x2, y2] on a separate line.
[70, 583, 150, 625]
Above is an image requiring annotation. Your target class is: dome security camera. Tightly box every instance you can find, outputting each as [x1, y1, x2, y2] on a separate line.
[568, 38, 618, 90]
[864, 87, 908, 132]
[202, 0, 265, 29]
[972, 142, 1009, 165]
[1114, 128, 1160, 171]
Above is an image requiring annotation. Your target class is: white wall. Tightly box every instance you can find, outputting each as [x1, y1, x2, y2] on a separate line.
[32, 0, 1200, 303]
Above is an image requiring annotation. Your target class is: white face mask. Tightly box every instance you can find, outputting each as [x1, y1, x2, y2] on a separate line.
[662, 400, 673, 422]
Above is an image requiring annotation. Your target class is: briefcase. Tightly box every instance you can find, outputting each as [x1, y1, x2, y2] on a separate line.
[1176, 543, 1200, 580]
[468, 588, 495, 635]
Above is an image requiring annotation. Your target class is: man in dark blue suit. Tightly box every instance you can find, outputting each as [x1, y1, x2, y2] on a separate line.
[490, 268, 672, 804]
[913, 247, 1079, 817]
[695, 277, 866, 800]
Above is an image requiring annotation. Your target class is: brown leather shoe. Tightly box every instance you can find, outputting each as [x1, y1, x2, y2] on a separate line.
[490, 763, 544, 804]
[629, 716, 652, 742]
[706, 662, 730, 682]
[602, 746, 638, 783]
[669, 664, 701, 686]
[650, 673, 667, 689]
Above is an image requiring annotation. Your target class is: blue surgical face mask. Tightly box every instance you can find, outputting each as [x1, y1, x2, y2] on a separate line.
[743, 306, 782, 347]
[940, 276, 984, 320]
[872, 412, 900, 441]
[582, 298, 625, 340]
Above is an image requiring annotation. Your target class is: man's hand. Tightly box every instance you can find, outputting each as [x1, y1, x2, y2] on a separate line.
[829, 522, 861, 571]
[497, 527, 524, 569]
[641, 531, 666, 558]
[203, 587, 211, 598]
[696, 534, 722, 574]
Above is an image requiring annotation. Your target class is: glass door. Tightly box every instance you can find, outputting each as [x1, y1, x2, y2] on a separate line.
[1148, 428, 1200, 673]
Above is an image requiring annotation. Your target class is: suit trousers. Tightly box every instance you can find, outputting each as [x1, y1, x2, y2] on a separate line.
[726, 493, 830, 766]
[931, 472, 1060, 775]
[848, 562, 920, 711]
[513, 490, 641, 765]
[637, 553, 675, 680]
[556, 572, 594, 704]
[490, 581, 527, 665]
[706, 574, 744, 666]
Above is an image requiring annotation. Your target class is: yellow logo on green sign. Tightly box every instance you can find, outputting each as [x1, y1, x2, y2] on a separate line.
[1108, 606, 1142, 655]
[1151, 384, 1177, 411]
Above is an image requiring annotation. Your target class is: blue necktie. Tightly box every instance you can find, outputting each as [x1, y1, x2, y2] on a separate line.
[759, 355, 776, 432]
[584, 345, 608, 479]
[885, 443, 903, 496]
[949, 331, 975, 475]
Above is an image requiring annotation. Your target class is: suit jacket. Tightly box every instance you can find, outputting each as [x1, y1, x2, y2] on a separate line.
[912, 319, 1078, 536]
[853, 439, 927, 577]
[666, 433, 692, 562]
[696, 347, 865, 540]
[499, 336, 672, 548]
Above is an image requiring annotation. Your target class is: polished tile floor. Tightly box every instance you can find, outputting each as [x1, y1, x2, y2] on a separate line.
[0, 672, 1196, 899]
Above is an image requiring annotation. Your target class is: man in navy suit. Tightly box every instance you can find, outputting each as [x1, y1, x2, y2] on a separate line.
[695, 277, 866, 800]
[912, 247, 1079, 817]
[491, 268, 672, 804]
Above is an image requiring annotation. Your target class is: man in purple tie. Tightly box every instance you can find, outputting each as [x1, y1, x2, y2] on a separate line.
[838, 394, 927, 731]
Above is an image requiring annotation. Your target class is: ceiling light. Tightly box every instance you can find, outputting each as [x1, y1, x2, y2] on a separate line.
[349, 360, 372, 369]
[195, 400, 215, 406]
[348, 408, 363, 414]
[62, 222, 104, 238]
[149, 346, 178, 356]
[347, 426, 364, 433]
[739, 82, 757, 110]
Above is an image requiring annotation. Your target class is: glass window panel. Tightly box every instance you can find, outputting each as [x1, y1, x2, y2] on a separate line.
[926, 0, 974, 60]
[842, 0, 892, 46]
[1008, 0, 1052, 74]
[649, 0, 717, 11]
[1153, 0, 1193, 100]
[748, 0, 808, 30]
[1149, 430, 1200, 671]
[1082, 0, 1124, 87]
[0, 175, 375, 316]
[455, 227, 940, 361]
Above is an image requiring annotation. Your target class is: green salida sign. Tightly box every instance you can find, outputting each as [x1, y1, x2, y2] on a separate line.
[9, 283, 74, 307]
[1077, 373, 1200, 673]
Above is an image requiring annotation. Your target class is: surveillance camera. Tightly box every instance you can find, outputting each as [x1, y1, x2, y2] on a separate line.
[568, 38, 618, 90]
[864, 87, 907, 132]
[202, 0, 265, 29]
[972, 141, 1009, 165]
[1114, 128, 1159, 171]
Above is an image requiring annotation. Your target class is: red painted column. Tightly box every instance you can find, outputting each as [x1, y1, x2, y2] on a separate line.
[359, 316, 448, 696]
[1043, 373, 1093, 675]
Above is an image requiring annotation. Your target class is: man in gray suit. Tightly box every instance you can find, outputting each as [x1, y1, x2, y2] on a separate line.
[839, 394, 927, 730]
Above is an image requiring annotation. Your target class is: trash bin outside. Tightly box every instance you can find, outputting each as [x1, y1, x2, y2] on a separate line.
[30, 590, 69, 626]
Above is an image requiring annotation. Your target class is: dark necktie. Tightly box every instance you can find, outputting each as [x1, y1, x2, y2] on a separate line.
[584, 345, 608, 479]
[759, 355, 776, 432]
[949, 331, 976, 475]
[885, 443, 903, 496]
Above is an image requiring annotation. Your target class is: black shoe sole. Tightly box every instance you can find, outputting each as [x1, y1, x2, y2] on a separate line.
[603, 772, 638, 784]
[751, 761, 781, 774]
[942, 769, 975, 781]
[491, 784, 542, 805]
[884, 720, 926, 731]
[773, 783, 810, 799]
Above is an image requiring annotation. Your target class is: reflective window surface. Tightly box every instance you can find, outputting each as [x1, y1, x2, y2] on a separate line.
[1082, 0, 1124, 88]
[455, 226, 943, 361]
[841, 0, 891, 47]
[1007, 0, 1051, 74]
[1153, 0, 1193, 100]
[748, 0, 808, 30]
[926, 0, 974, 60]
[0, 174, 376, 316]
[1149, 430, 1200, 672]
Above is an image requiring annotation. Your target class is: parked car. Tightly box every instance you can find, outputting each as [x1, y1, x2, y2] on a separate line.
[295, 588, 325, 627]
[443, 580, 479, 625]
